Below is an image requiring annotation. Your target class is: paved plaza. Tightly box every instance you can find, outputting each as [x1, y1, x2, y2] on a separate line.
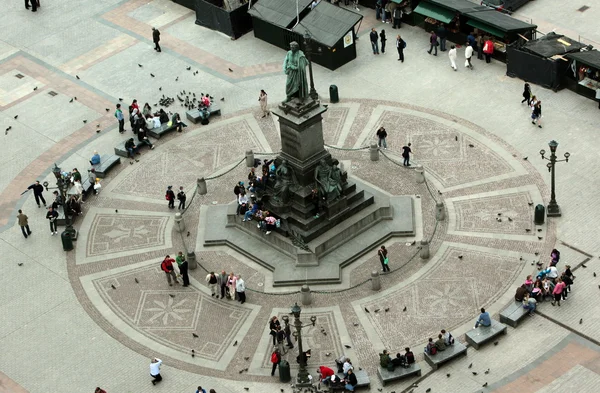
[1, 1, 600, 393]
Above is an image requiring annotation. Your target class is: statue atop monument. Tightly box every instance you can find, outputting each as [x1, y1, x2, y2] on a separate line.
[283, 41, 309, 102]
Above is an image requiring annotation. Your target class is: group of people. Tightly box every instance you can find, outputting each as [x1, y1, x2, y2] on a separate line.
[234, 172, 280, 236]
[165, 186, 187, 210]
[374, 127, 414, 166]
[380, 347, 416, 369]
[521, 82, 543, 128]
[316, 356, 359, 391]
[424, 329, 455, 355]
[447, 32, 495, 71]
[369, 28, 406, 62]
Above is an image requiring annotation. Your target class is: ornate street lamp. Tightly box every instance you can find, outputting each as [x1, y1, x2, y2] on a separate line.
[540, 140, 570, 217]
[303, 33, 319, 101]
[290, 303, 316, 387]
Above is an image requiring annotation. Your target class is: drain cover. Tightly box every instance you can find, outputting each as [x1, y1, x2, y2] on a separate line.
[578, 5, 590, 12]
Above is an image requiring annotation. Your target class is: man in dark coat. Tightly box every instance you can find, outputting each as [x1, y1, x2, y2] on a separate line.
[152, 27, 161, 52]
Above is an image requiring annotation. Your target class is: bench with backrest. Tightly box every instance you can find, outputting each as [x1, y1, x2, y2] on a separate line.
[91, 155, 121, 178]
[377, 362, 422, 385]
[186, 104, 221, 124]
[147, 120, 187, 139]
[465, 319, 507, 350]
[114, 139, 153, 158]
[500, 301, 529, 328]
[423, 341, 467, 370]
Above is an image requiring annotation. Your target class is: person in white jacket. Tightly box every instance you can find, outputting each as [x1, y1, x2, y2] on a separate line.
[235, 274, 246, 304]
[150, 358, 163, 385]
[448, 45, 457, 71]
[465, 43, 474, 70]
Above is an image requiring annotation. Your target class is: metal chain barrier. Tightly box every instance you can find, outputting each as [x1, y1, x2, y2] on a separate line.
[325, 143, 370, 151]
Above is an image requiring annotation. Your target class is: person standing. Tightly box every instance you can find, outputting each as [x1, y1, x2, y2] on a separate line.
[152, 27, 161, 52]
[115, 103, 125, 133]
[284, 320, 294, 349]
[531, 101, 542, 128]
[370, 28, 379, 55]
[596, 87, 600, 109]
[176, 251, 189, 287]
[217, 270, 228, 299]
[427, 31, 438, 56]
[161, 255, 179, 286]
[437, 24, 447, 52]
[25, 181, 47, 208]
[551, 278, 566, 306]
[46, 206, 58, 235]
[380, 29, 387, 54]
[378, 245, 390, 273]
[236, 274, 246, 304]
[392, 6, 402, 29]
[401, 143, 412, 166]
[483, 37, 494, 63]
[166, 186, 175, 209]
[376, 126, 387, 149]
[17, 209, 32, 238]
[206, 272, 218, 296]
[396, 35, 405, 62]
[465, 43, 474, 70]
[448, 45, 457, 71]
[467, 32, 476, 49]
[270, 349, 281, 376]
[149, 358, 163, 385]
[227, 272, 237, 300]
[177, 186, 186, 210]
[275, 326, 286, 354]
[476, 34, 484, 60]
[521, 82, 532, 105]
[259, 90, 269, 118]
[269, 316, 281, 346]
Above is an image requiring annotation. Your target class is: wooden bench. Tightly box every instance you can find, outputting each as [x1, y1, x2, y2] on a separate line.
[114, 140, 153, 158]
[186, 104, 221, 124]
[329, 369, 370, 390]
[500, 301, 529, 328]
[465, 319, 507, 350]
[147, 120, 187, 139]
[423, 341, 467, 370]
[377, 363, 421, 385]
[91, 155, 121, 178]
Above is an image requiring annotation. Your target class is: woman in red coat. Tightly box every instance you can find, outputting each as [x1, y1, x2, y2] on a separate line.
[483, 37, 494, 63]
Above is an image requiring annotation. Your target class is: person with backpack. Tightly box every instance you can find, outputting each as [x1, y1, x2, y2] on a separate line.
[161, 255, 179, 286]
[404, 347, 415, 364]
[166, 186, 175, 209]
[425, 338, 437, 355]
[205, 272, 218, 296]
[270, 349, 281, 376]
[396, 34, 405, 62]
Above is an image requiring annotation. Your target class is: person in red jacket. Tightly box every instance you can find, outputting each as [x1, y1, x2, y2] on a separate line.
[483, 37, 494, 63]
[161, 255, 179, 286]
[317, 365, 336, 384]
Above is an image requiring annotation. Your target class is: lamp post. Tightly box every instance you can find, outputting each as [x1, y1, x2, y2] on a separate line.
[43, 163, 77, 240]
[540, 140, 570, 217]
[290, 303, 316, 387]
[303, 33, 319, 101]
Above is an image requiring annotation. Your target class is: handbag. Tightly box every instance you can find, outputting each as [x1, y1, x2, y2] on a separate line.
[384, 257, 389, 265]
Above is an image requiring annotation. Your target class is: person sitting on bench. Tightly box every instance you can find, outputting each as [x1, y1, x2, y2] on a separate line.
[317, 365, 335, 385]
[474, 307, 491, 328]
[137, 126, 155, 150]
[125, 138, 140, 162]
[434, 334, 446, 352]
[391, 352, 407, 368]
[345, 369, 358, 392]
[172, 113, 185, 132]
[158, 109, 169, 124]
[90, 151, 101, 165]
[441, 329, 455, 346]
[404, 347, 415, 364]
[379, 350, 392, 369]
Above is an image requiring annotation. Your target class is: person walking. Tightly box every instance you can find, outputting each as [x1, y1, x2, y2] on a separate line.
[217, 270, 228, 299]
[380, 29, 387, 54]
[402, 143, 412, 166]
[176, 251, 189, 287]
[46, 207, 58, 235]
[115, 103, 125, 133]
[483, 37, 494, 63]
[437, 24, 447, 52]
[370, 28, 379, 55]
[396, 35, 405, 62]
[427, 31, 438, 56]
[152, 27, 161, 52]
[465, 43, 474, 70]
[448, 45, 457, 71]
[206, 272, 218, 296]
[259, 90, 269, 118]
[521, 82, 532, 105]
[531, 101, 542, 128]
[166, 186, 175, 209]
[378, 245, 390, 273]
[270, 349, 281, 376]
[17, 209, 32, 238]
[236, 274, 246, 304]
[392, 6, 402, 29]
[24, 180, 47, 208]
[149, 358, 163, 385]
[161, 255, 179, 286]
[376, 126, 387, 149]
[177, 186, 186, 210]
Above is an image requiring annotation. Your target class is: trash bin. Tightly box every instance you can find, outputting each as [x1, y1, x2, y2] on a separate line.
[61, 231, 73, 251]
[279, 360, 291, 383]
[329, 85, 339, 103]
[534, 204, 545, 225]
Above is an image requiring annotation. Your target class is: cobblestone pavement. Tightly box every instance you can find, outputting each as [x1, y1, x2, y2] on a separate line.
[2, 1, 600, 393]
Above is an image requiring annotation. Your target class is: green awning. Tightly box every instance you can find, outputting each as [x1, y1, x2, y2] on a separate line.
[414, 2, 454, 24]
[390, 0, 403, 3]
[467, 19, 505, 38]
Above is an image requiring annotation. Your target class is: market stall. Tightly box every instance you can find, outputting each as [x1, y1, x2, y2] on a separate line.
[248, 0, 313, 50]
[414, 0, 487, 44]
[565, 49, 600, 101]
[194, 0, 255, 39]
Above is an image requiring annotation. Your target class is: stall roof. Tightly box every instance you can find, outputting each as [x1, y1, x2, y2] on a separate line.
[292, 1, 362, 47]
[248, 0, 312, 28]
[465, 9, 537, 33]
[414, 2, 454, 24]
[522, 32, 586, 58]
[566, 50, 600, 69]
[467, 19, 504, 38]
[426, 0, 489, 13]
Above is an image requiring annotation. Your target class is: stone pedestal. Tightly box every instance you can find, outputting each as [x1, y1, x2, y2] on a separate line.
[420, 240, 430, 259]
[187, 251, 198, 270]
[436, 202, 445, 221]
[245, 150, 255, 167]
[415, 165, 425, 184]
[174, 213, 185, 233]
[371, 271, 381, 291]
[197, 177, 207, 195]
[300, 285, 312, 305]
[370, 144, 379, 161]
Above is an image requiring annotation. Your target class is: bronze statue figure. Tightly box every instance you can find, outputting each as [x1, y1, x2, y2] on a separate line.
[314, 159, 342, 201]
[273, 159, 294, 204]
[283, 41, 309, 102]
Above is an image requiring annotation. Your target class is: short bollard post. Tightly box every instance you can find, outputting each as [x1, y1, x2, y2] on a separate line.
[371, 271, 381, 291]
[246, 150, 255, 167]
[436, 202, 445, 221]
[174, 213, 185, 233]
[415, 165, 425, 184]
[197, 177, 207, 195]
[420, 240, 430, 259]
[187, 251, 198, 270]
[301, 285, 312, 305]
[370, 144, 379, 161]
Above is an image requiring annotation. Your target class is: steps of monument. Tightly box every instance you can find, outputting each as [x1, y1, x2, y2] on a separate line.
[287, 184, 361, 220]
